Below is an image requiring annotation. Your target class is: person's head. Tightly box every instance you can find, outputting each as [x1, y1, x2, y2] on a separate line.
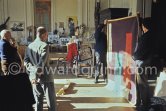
[69, 36, 76, 43]
[75, 26, 79, 34]
[53, 29, 58, 35]
[76, 26, 79, 30]
[0, 29, 11, 41]
[69, 18, 73, 23]
[36, 26, 48, 42]
[142, 17, 152, 33]
[10, 37, 17, 47]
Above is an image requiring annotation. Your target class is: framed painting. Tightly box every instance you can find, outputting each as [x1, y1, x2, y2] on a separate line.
[9, 21, 24, 31]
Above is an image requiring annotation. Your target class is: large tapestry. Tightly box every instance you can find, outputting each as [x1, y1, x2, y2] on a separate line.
[107, 16, 138, 105]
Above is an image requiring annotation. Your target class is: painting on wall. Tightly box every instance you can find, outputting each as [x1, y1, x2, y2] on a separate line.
[67, 16, 78, 28]
[9, 21, 24, 31]
[59, 22, 64, 28]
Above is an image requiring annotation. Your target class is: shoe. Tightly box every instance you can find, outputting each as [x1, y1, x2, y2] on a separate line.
[136, 106, 149, 111]
[94, 81, 99, 84]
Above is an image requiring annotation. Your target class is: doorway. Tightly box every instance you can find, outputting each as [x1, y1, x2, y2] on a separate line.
[34, 0, 51, 32]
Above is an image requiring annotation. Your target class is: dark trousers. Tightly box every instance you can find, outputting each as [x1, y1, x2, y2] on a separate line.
[0, 73, 35, 111]
[33, 82, 56, 111]
[0, 104, 33, 111]
[136, 67, 151, 107]
[95, 52, 107, 82]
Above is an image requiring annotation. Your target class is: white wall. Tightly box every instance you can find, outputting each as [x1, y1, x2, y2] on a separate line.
[77, 0, 83, 26]
[0, 0, 27, 41]
[100, 0, 109, 10]
[8, 0, 27, 40]
[145, 0, 152, 17]
[0, 0, 9, 25]
[109, 0, 125, 8]
[8, 0, 26, 22]
[100, 0, 136, 16]
[137, 0, 152, 17]
[130, 0, 137, 16]
[0, 0, 8, 23]
[0, 0, 152, 37]
[25, 0, 34, 29]
[87, 0, 95, 28]
[99, 0, 152, 17]
[82, 0, 88, 26]
[81, 0, 95, 28]
[0, 0, 78, 36]
[0, 0, 4, 23]
[0, 0, 34, 38]
[54, 0, 77, 32]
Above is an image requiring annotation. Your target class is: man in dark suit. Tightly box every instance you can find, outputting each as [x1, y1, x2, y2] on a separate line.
[0, 30, 21, 75]
[133, 17, 153, 111]
[0, 29, 35, 111]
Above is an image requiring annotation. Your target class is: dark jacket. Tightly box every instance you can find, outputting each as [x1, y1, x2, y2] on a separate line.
[0, 39, 21, 74]
[133, 31, 154, 68]
[0, 73, 35, 110]
[94, 25, 107, 55]
[133, 31, 153, 61]
[69, 22, 75, 36]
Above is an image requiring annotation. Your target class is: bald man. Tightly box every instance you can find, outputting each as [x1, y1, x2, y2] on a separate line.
[24, 27, 56, 111]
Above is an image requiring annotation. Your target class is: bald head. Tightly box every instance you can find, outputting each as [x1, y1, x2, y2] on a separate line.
[0, 29, 11, 41]
[37, 27, 47, 37]
[36, 27, 48, 41]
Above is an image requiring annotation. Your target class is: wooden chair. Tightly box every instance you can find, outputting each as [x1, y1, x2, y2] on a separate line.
[74, 45, 94, 77]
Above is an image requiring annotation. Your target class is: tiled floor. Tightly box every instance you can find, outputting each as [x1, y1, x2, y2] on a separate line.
[39, 62, 137, 110]
[53, 74, 136, 111]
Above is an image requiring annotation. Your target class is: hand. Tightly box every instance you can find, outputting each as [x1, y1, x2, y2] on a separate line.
[31, 79, 37, 84]
[104, 19, 107, 25]
[37, 67, 43, 77]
